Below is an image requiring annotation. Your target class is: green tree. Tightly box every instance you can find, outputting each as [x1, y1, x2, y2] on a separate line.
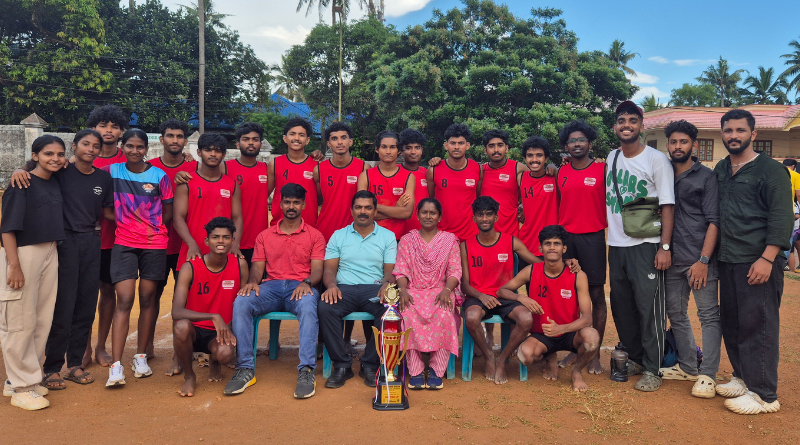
[272, 56, 305, 102]
[638, 94, 666, 112]
[696, 57, 745, 107]
[780, 36, 800, 96]
[0, 0, 113, 127]
[741, 66, 789, 104]
[296, 0, 352, 25]
[607, 39, 638, 76]
[669, 83, 717, 107]
[244, 111, 289, 152]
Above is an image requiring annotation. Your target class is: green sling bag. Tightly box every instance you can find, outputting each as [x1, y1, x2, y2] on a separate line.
[611, 150, 662, 238]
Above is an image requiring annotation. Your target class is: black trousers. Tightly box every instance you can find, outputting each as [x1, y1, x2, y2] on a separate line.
[719, 259, 783, 403]
[318, 284, 385, 369]
[43, 231, 101, 373]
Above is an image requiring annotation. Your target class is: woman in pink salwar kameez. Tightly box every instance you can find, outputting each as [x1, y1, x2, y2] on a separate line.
[395, 198, 462, 390]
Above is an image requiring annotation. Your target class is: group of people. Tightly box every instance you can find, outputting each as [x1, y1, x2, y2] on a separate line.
[0, 100, 788, 417]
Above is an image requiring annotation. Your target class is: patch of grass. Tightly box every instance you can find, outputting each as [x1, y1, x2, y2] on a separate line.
[488, 415, 510, 429]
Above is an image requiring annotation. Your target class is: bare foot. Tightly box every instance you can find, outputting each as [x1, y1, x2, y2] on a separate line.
[558, 352, 577, 369]
[542, 354, 558, 381]
[571, 370, 589, 392]
[474, 348, 483, 357]
[165, 355, 183, 377]
[484, 355, 496, 382]
[180, 375, 196, 397]
[494, 358, 508, 385]
[208, 361, 223, 382]
[588, 356, 604, 375]
[82, 350, 93, 369]
[95, 349, 112, 367]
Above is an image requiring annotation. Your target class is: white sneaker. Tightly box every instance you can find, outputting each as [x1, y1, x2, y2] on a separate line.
[131, 353, 152, 378]
[724, 391, 780, 415]
[106, 361, 126, 387]
[716, 376, 748, 398]
[10, 390, 50, 410]
[4, 380, 48, 397]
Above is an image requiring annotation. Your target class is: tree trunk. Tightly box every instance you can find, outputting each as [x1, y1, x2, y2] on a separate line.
[129, 0, 135, 12]
[198, 0, 205, 134]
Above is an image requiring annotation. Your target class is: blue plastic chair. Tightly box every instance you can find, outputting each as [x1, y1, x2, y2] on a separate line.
[460, 316, 528, 381]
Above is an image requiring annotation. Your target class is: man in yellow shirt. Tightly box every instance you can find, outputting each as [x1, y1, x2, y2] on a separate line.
[782, 159, 800, 271]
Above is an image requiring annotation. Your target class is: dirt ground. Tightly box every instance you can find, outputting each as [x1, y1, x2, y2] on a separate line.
[2, 273, 800, 445]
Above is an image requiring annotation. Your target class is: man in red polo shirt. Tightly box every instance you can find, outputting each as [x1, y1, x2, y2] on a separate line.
[224, 183, 326, 399]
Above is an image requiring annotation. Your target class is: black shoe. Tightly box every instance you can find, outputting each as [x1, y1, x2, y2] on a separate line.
[325, 367, 354, 389]
[359, 365, 378, 387]
[223, 368, 256, 395]
[294, 366, 316, 399]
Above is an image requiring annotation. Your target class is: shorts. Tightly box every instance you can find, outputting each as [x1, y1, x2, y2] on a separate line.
[462, 297, 522, 324]
[109, 245, 167, 284]
[530, 331, 578, 354]
[100, 248, 113, 284]
[156, 253, 180, 295]
[193, 325, 217, 354]
[240, 248, 254, 267]
[565, 230, 607, 285]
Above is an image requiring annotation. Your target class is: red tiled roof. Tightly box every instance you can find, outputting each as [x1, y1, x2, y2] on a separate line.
[644, 104, 800, 131]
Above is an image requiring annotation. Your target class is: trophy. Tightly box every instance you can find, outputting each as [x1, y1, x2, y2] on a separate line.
[371, 283, 412, 411]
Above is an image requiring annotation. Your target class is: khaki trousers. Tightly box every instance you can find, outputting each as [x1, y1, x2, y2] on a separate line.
[0, 242, 58, 391]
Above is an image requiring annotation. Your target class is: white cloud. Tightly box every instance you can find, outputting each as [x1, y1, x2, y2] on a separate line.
[626, 72, 659, 85]
[632, 86, 670, 102]
[253, 25, 313, 46]
[673, 58, 716, 66]
[384, 0, 434, 18]
[648, 56, 670, 64]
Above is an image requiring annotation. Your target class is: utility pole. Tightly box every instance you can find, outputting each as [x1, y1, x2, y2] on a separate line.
[198, 0, 205, 134]
[129, 0, 135, 12]
[334, 2, 344, 121]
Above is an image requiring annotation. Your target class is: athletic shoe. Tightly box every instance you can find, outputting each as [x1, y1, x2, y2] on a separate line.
[106, 361, 126, 387]
[294, 366, 316, 399]
[224, 368, 256, 395]
[716, 377, 748, 398]
[4, 380, 48, 397]
[724, 391, 780, 415]
[10, 390, 49, 411]
[130, 354, 152, 378]
[408, 373, 425, 390]
[426, 369, 443, 390]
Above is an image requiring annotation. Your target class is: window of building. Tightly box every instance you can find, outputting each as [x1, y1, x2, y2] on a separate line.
[647, 140, 657, 149]
[697, 139, 714, 162]
[753, 140, 772, 157]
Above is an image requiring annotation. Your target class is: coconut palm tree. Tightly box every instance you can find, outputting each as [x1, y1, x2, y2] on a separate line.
[696, 57, 746, 107]
[638, 94, 667, 112]
[297, 0, 351, 25]
[271, 57, 305, 103]
[180, 0, 231, 27]
[780, 36, 800, 97]
[607, 40, 639, 76]
[741, 66, 790, 104]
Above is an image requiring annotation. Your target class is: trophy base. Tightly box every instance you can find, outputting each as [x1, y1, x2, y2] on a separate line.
[372, 380, 409, 411]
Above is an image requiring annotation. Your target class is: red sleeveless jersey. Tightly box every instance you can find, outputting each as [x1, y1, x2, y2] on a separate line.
[177, 173, 236, 270]
[528, 262, 579, 334]
[465, 233, 514, 297]
[519, 172, 559, 256]
[226, 159, 269, 250]
[481, 160, 520, 237]
[432, 159, 480, 241]
[557, 161, 607, 234]
[400, 165, 428, 237]
[366, 165, 412, 240]
[271, 155, 319, 227]
[186, 254, 241, 329]
[94, 149, 127, 250]
[317, 157, 365, 241]
[148, 158, 198, 255]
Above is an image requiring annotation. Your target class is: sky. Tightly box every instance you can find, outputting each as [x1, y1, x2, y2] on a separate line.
[153, 0, 800, 103]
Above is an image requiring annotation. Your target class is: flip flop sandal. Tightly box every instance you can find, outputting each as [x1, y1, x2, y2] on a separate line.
[42, 372, 67, 390]
[634, 372, 662, 392]
[64, 367, 94, 385]
[660, 365, 698, 381]
[692, 375, 716, 398]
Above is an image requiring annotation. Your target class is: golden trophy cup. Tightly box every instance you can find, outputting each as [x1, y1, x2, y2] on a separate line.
[372, 283, 411, 410]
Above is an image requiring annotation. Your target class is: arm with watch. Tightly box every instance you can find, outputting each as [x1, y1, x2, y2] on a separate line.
[655, 204, 675, 271]
[291, 259, 324, 301]
[687, 223, 719, 290]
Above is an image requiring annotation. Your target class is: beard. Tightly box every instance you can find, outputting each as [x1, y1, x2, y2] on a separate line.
[722, 137, 751, 155]
[240, 148, 259, 157]
[669, 148, 692, 163]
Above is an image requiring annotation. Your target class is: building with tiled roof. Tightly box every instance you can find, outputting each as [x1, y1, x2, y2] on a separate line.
[642, 104, 800, 167]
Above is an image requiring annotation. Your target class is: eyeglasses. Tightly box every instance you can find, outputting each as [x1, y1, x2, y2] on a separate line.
[568, 138, 588, 145]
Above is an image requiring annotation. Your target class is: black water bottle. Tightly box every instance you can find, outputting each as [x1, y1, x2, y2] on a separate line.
[610, 342, 628, 382]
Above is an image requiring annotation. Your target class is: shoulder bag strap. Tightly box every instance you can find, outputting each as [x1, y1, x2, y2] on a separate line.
[611, 150, 624, 209]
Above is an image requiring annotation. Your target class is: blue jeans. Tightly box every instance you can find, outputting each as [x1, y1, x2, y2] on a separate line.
[232, 280, 319, 370]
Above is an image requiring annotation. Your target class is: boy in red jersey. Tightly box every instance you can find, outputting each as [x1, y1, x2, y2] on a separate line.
[479, 129, 530, 237]
[460, 196, 540, 384]
[315, 122, 368, 242]
[427, 124, 483, 241]
[554, 120, 608, 375]
[358, 130, 414, 240]
[268, 117, 320, 227]
[173, 133, 243, 271]
[518, 137, 558, 264]
[171, 217, 248, 397]
[398, 128, 429, 237]
[498, 225, 599, 391]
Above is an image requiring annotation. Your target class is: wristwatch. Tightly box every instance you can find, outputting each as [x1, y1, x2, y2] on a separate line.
[661, 244, 670, 251]
[302, 278, 312, 286]
[699, 256, 710, 264]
